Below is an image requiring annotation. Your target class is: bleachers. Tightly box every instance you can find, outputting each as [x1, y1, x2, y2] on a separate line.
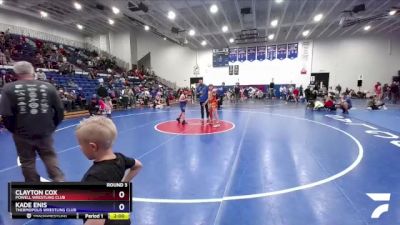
[46, 72, 99, 98]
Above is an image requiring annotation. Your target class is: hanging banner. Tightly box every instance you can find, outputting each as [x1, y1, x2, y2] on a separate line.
[287, 43, 298, 59]
[257, 46, 266, 61]
[229, 65, 233, 75]
[229, 48, 238, 63]
[267, 45, 276, 61]
[277, 44, 287, 60]
[246, 47, 256, 62]
[234, 65, 239, 75]
[237, 48, 246, 62]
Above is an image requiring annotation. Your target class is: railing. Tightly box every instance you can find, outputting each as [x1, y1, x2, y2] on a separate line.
[155, 75, 177, 90]
[83, 42, 130, 71]
[0, 23, 131, 70]
[0, 23, 84, 48]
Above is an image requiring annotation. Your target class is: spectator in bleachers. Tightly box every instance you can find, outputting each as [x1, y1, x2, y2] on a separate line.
[88, 95, 99, 116]
[60, 90, 72, 111]
[0, 50, 6, 65]
[97, 84, 108, 98]
[36, 69, 46, 81]
[67, 79, 78, 88]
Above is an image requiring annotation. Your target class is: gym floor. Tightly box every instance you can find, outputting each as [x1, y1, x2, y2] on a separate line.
[1, 100, 399, 225]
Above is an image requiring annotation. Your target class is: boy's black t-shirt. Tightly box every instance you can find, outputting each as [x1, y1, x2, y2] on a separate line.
[81, 153, 136, 225]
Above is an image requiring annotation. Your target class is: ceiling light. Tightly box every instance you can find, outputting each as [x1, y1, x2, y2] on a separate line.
[389, 10, 396, 16]
[163, 37, 167, 40]
[189, 29, 195, 36]
[364, 25, 371, 31]
[74, 2, 82, 10]
[40, 11, 48, 18]
[108, 19, 114, 25]
[313, 13, 323, 22]
[76, 24, 83, 30]
[229, 38, 234, 43]
[222, 25, 228, 32]
[268, 34, 275, 40]
[210, 4, 218, 14]
[302, 30, 310, 36]
[275, 0, 283, 3]
[112, 6, 120, 14]
[0, 0, 4, 5]
[167, 11, 176, 20]
[144, 25, 150, 31]
[201, 40, 207, 46]
[271, 19, 278, 27]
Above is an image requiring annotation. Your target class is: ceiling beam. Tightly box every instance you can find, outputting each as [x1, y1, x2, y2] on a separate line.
[317, 0, 359, 38]
[216, 0, 236, 40]
[138, 0, 199, 48]
[202, 20, 329, 36]
[0, 2, 99, 35]
[325, 0, 365, 38]
[185, 1, 222, 46]
[308, 0, 343, 39]
[200, 2, 229, 46]
[275, 0, 290, 41]
[264, 0, 272, 36]
[295, 0, 326, 40]
[163, 0, 212, 48]
[339, 0, 391, 37]
[234, 0, 244, 30]
[57, 0, 124, 34]
[375, 20, 400, 33]
[252, 0, 257, 29]
[388, 23, 400, 33]
[285, 0, 308, 41]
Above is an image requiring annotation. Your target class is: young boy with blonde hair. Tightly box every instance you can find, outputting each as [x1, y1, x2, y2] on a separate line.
[75, 116, 142, 225]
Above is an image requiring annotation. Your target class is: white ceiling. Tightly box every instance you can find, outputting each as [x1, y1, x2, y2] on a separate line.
[2, 0, 400, 48]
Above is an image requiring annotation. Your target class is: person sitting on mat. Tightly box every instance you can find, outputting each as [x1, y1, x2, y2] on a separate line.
[324, 95, 336, 111]
[367, 95, 387, 110]
[176, 89, 187, 125]
[337, 94, 352, 114]
[76, 116, 142, 225]
[313, 98, 325, 110]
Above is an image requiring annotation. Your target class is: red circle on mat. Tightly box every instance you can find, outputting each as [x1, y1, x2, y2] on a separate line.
[155, 119, 235, 135]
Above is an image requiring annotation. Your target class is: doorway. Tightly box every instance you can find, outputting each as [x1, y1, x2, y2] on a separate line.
[311, 73, 330, 89]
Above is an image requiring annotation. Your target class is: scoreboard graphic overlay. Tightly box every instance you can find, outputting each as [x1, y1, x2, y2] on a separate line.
[8, 182, 132, 220]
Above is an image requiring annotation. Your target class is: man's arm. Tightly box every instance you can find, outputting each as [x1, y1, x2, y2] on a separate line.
[0, 87, 16, 132]
[51, 86, 64, 127]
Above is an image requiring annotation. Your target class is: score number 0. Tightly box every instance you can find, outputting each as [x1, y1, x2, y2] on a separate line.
[118, 191, 126, 211]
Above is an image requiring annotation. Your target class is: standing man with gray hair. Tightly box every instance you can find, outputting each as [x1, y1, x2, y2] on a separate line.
[0, 61, 65, 182]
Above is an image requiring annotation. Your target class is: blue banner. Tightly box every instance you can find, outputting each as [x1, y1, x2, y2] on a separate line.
[287, 43, 298, 59]
[229, 48, 238, 63]
[246, 47, 256, 62]
[237, 48, 246, 62]
[267, 45, 276, 61]
[257, 46, 266, 61]
[277, 44, 287, 60]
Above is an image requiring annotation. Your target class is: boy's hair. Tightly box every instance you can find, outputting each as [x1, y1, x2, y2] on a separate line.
[75, 116, 117, 150]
